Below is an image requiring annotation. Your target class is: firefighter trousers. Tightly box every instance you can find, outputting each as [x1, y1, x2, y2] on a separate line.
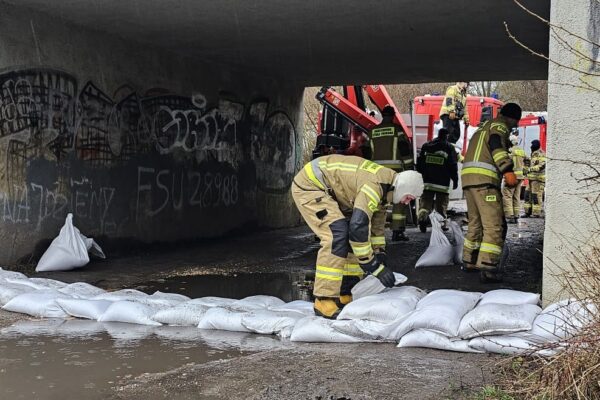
[523, 180, 544, 217]
[291, 180, 364, 299]
[463, 186, 507, 272]
[501, 180, 523, 218]
[417, 190, 449, 220]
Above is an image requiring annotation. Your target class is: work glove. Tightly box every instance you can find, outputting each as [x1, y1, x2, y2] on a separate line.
[359, 257, 395, 288]
[504, 171, 518, 187]
[452, 180, 458, 190]
[375, 250, 387, 265]
[449, 111, 456, 120]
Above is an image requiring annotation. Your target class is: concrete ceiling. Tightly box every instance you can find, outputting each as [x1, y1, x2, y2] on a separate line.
[4, 0, 550, 86]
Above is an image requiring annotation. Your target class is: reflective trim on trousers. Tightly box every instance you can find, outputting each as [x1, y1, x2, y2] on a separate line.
[315, 265, 343, 281]
[479, 242, 502, 255]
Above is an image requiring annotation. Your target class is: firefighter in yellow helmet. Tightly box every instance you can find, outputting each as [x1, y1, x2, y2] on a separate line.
[502, 133, 527, 224]
[523, 140, 546, 218]
[368, 106, 414, 241]
[440, 82, 470, 143]
[291, 155, 424, 319]
[461, 103, 522, 283]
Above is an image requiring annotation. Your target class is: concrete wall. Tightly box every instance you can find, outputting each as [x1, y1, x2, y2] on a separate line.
[0, 3, 303, 263]
[543, 0, 600, 302]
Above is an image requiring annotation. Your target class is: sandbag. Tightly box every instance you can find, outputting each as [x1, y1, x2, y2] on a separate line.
[79, 232, 106, 259]
[269, 300, 314, 316]
[151, 302, 209, 326]
[398, 329, 483, 353]
[2, 289, 71, 318]
[241, 309, 304, 338]
[197, 307, 252, 332]
[290, 316, 364, 343]
[55, 298, 113, 320]
[7, 277, 68, 291]
[0, 268, 27, 281]
[36, 213, 90, 272]
[186, 296, 237, 308]
[97, 301, 162, 326]
[339, 286, 426, 323]
[58, 282, 106, 299]
[478, 289, 540, 306]
[458, 303, 541, 339]
[0, 280, 37, 306]
[392, 289, 482, 338]
[468, 336, 536, 355]
[227, 295, 285, 312]
[448, 221, 464, 264]
[351, 273, 408, 300]
[92, 289, 149, 302]
[150, 291, 191, 303]
[415, 212, 455, 268]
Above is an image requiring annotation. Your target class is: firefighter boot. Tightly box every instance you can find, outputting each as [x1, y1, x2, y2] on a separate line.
[419, 219, 427, 233]
[480, 270, 503, 283]
[392, 228, 409, 241]
[313, 298, 342, 319]
[339, 295, 352, 305]
[461, 262, 479, 273]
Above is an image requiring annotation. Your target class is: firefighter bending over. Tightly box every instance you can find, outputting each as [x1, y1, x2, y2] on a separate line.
[502, 134, 526, 224]
[291, 155, 424, 319]
[416, 128, 458, 232]
[461, 103, 522, 283]
[368, 106, 414, 241]
[440, 82, 470, 143]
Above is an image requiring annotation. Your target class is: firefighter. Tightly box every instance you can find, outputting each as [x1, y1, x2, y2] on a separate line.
[291, 155, 424, 319]
[523, 139, 546, 217]
[368, 106, 414, 241]
[416, 128, 458, 232]
[440, 82, 470, 143]
[461, 103, 522, 283]
[502, 134, 527, 224]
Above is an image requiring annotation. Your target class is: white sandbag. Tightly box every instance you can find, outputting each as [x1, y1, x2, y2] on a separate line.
[187, 296, 237, 308]
[0, 280, 37, 306]
[415, 212, 455, 268]
[339, 286, 426, 323]
[458, 303, 541, 339]
[448, 221, 464, 264]
[398, 329, 483, 353]
[197, 307, 251, 332]
[36, 213, 90, 272]
[6, 277, 68, 290]
[351, 273, 408, 300]
[0, 268, 27, 281]
[150, 291, 190, 303]
[468, 336, 536, 355]
[79, 232, 106, 259]
[241, 309, 304, 338]
[97, 300, 162, 326]
[515, 299, 596, 343]
[478, 289, 541, 306]
[290, 316, 364, 343]
[2, 289, 71, 318]
[55, 298, 113, 320]
[92, 288, 149, 302]
[269, 300, 315, 316]
[151, 302, 209, 326]
[58, 282, 106, 299]
[392, 289, 482, 338]
[227, 295, 285, 312]
[332, 318, 403, 342]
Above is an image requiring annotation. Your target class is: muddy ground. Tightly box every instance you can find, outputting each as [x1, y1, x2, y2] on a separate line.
[0, 201, 544, 399]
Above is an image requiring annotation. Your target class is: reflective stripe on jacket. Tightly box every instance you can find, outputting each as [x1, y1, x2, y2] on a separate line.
[368, 120, 413, 171]
[439, 85, 469, 122]
[528, 149, 546, 182]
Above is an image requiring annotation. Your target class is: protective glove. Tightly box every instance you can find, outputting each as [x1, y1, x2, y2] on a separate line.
[359, 257, 395, 288]
[452, 180, 458, 190]
[449, 111, 456, 120]
[504, 171, 518, 187]
[375, 250, 387, 265]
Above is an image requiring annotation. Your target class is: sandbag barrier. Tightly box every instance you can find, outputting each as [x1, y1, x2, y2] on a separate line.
[0, 268, 595, 355]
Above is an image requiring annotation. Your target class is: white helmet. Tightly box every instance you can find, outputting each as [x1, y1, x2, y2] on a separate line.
[509, 134, 519, 146]
[392, 170, 424, 204]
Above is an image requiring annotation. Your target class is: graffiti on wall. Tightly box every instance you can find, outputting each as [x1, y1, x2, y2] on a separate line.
[0, 68, 299, 235]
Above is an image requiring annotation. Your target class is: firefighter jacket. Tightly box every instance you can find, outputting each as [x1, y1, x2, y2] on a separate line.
[368, 119, 413, 171]
[510, 145, 527, 179]
[439, 85, 469, 122]
[417, 137, 458, 193]
[527, 149, 546, 182]
[461, 118, 514, 189]
[300, 155, 396, 262]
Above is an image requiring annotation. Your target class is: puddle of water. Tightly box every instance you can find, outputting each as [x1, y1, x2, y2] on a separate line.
[0, 319, 290, 399]
[143, 272, 313, 302]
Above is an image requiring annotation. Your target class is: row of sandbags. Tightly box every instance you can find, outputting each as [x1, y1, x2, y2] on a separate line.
[0, 268, 595, 355]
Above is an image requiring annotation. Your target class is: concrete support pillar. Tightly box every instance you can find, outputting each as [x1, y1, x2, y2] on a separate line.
[543, 0, 600, 302]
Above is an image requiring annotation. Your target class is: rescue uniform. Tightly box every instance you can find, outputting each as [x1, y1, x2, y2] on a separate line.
[502, 145, 526, 219]
[368, 119, 413, 233]
[416, 136, 458, 220]
[291, 155, 396, 301]
[439, 85, 470, 143]
[524, 149, 546, 217]
[461, 118, 513, 273]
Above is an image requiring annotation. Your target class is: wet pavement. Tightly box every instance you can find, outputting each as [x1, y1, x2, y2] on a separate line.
[0, 201, 545, 399]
